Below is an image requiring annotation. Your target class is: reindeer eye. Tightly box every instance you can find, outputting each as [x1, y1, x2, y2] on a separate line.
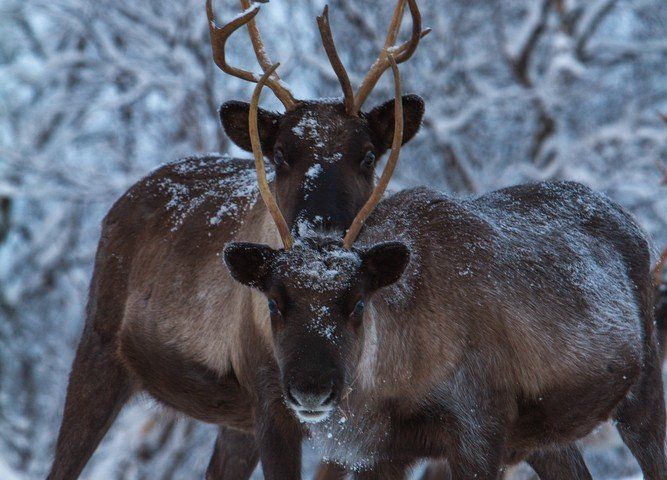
[361, 151, 375, 170]
[351, 300, 365, 317]
[273, 149, 285, 167]
[268, 299, 280, 316]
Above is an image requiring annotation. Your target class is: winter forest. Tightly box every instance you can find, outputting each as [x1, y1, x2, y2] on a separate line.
[0, 0, 666, 478]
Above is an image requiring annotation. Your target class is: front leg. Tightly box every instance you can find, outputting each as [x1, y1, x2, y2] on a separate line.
[525, 444, 592, 480]
[445, 399, 509, 480]
[205, 426, 259, 480]
[418, 461, 451, 480]
[315, 462, 347, 480]
[448, 431, 504, 480]
[256, 400, 303, 480]
[353, 461, 410, 480]
[440, 377, 511, 479]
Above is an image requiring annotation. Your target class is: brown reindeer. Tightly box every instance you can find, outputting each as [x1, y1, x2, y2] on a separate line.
[219, 52, 665, 479]
[46, 1, 428, 479]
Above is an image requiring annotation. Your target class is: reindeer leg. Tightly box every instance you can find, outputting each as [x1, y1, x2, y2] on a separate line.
[447, 437, 503, 480]
[446, 399, 508, 479]
[206, 426, 259, 480]
[315, 462, 347, 480]
[256, 402, 302, 480]
[47, 327, 132, 480]
[352, 461, 409, 479]
[417, 461, 451, 480]
[525, 444, 592, 480]
[437, 380, 509, 480]
[613, 341, 667, 479]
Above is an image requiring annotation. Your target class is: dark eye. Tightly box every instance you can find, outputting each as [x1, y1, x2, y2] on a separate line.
[361, 151, 375, 170]
[268, 299, 280, 316]
[351, 300, 365, 317]
[273, 149, 285, 167]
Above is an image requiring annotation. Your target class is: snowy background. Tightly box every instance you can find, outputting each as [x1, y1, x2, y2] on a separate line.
[0, 0, 666, 478]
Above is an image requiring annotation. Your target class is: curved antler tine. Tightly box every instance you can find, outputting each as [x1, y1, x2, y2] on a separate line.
[393, 0, 422, 63]
[206, 0, 297, 110]
[343, 54, 403, 248]
[384, 0, 407, 48]
[317, 5, 356, 115]
[207, 0, 260, 82]
[250, 64, 294, 250]
[238, 0, 297, 109]
[353, 0, 425, 113]
[239, 1, 285, 77]
[392, 28, 432, 57]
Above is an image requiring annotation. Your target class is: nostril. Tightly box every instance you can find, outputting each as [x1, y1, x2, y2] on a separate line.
[287, 386, 302, 407]
[321, 384, 336, 406]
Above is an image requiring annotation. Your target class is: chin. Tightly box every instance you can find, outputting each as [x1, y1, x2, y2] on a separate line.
[293, 408, 334, 424]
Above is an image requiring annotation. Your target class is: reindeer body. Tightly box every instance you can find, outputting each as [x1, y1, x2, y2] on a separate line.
[302, 182, 654, 471]
[93, 156, 276, 425]
[113, 169, 660, 477]
[48, 145, 665, 478]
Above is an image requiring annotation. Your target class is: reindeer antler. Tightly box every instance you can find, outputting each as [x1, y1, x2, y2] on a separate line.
[316, 0, 429, 116]
[343, 54, 403, 248]
[353, 0, 429, 113]
[206, 0, 298, 110]
[317, 5, 355, 115]
[250, 64, 294, 249]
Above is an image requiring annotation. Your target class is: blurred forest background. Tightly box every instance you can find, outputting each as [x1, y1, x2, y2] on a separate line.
[0, 0, 666, 478]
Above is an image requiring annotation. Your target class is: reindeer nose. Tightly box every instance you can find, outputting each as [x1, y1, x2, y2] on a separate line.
[288, 382, 335, 409]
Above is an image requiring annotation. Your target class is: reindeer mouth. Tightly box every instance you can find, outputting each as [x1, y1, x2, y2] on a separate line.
[292, 406, 334, 424]
[284, 380, 338, 423]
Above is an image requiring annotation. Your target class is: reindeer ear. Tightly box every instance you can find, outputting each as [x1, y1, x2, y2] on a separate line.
[224, 242, 277, 290]
[364, 94, 424, 156]
[361, 242, 410, 292]
[219, 101, 282, 154]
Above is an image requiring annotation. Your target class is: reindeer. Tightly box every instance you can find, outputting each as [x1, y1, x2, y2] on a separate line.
[219, 48, 666, 479]
[46, 1, 428, 479]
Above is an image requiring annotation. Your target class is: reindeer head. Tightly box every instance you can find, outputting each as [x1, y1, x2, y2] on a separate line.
[225, 239, 409, 422]
[224, 19, 414, 421]
[207, 0, 428, 234]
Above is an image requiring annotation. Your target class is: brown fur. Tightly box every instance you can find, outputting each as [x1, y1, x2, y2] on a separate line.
[46, 96, 425, 480]
[45, 97, 665, 479]
[221, 183, 665, 479]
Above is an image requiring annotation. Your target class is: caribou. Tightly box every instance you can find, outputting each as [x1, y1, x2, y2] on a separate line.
[46, 0, 428, 479]
[221, 66, 666, 478]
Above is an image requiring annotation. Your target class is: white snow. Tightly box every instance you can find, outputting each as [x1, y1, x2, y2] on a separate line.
[276, 241, 361, 293]
[302, 163, 323, 198]
[151, 156, 273, 231]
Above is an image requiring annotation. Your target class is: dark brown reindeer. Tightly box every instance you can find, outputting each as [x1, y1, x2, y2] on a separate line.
[46, 0, 428, 479]
[222, 56, 665, 480]
[414, 244, 667, 480]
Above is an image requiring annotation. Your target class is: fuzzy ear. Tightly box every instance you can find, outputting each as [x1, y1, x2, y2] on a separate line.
[223, 242, 277, 290]
[361, 242, 410, 292]
[219, 101, 282, 154]
[364, 94, 424, 156]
